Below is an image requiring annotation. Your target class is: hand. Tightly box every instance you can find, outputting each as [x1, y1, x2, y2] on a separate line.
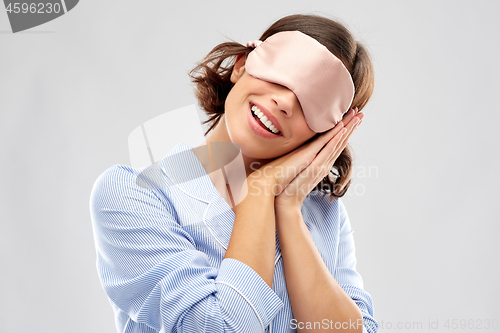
[274, 108, 364, 209]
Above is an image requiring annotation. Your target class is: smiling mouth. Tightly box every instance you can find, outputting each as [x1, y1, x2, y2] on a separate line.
[250, 105, 281, 135]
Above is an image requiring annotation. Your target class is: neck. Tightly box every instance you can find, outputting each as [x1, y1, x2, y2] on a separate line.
[193, 115, 273, 208]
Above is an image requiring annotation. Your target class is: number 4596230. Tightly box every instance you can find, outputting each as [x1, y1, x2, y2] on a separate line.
[5, 2, 62, 14]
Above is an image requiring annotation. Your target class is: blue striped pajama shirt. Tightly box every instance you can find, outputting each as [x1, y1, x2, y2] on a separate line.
[89, 142, 378, 333]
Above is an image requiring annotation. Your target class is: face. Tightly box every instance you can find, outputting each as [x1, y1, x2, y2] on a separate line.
[223, 54, 317, 160]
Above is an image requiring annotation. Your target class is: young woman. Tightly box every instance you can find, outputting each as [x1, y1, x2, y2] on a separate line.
[90, 14, 377, 333]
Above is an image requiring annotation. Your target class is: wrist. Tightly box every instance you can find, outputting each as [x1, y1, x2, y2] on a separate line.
[274, 198, 303, 214]
[244, 172, 277, 197]
[274, 201, 303, 229]
[237, 174, 276, 204]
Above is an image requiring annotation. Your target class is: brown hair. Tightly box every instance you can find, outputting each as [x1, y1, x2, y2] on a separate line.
[189, 14, 374, 201]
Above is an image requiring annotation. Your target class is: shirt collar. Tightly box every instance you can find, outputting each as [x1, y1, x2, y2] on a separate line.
[159, 142, 282, 263]
[160, 142, 217, 203]
[160, 142, 238, 251]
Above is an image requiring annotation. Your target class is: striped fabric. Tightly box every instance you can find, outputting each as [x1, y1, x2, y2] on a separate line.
[89, 142, 378, 333]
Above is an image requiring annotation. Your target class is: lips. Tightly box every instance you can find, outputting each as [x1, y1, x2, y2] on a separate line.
[247, 103, 282, 139]
[250, 102, 284, 135]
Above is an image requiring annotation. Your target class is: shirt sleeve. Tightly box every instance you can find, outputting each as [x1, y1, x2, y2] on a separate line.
[335, 198, 379, 333]
[89, 164, 283, 333]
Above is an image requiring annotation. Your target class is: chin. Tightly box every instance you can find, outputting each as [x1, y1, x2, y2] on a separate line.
[242, 144, 288, 161]
[224, 106, 286, 160]
[227, 129, 278, 160]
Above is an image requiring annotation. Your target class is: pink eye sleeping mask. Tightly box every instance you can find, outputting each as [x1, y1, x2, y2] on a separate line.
[245, 30, 355, 133]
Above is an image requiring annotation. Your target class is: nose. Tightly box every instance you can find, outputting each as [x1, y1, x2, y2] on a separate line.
[271, 87, 298, 117]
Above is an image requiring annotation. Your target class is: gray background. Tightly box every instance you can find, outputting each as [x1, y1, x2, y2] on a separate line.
[1, 1, 499, 332]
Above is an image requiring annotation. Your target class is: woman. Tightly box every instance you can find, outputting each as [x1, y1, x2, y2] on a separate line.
[90, 14, 377, 333]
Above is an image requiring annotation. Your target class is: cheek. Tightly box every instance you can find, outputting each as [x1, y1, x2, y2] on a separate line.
[293, 122, 316, 144]
[277, 126, 316, 155]
[223, 89, 251, 145]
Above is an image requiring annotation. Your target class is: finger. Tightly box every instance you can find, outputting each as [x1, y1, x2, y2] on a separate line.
[273, 111, 358, 186]
[325, 117, 363, 168]
[336, 109, 362, 145]
[320, 114, 361, 166]
[285, 122, 353, 197]
[312, 109, 360, 153]
[336, 113, 363, 148]
[300, 120, 345, 156]
[307, 113, 364, 184]
[284, 154, 332, 197]
[278, 120, 345, 178]
[344, 110, 363, 127]
[341, 107, 357, 123]
[314, 107, 358, 143]
[311, 126, 348, 173]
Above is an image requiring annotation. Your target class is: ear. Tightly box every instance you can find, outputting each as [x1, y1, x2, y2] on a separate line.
[230, 53, 247, 83]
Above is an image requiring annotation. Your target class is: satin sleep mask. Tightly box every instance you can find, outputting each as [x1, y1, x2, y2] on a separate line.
[245, 31, 355, 133]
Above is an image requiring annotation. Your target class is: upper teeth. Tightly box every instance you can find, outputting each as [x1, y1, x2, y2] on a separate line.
[251, 105, 280, 134]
